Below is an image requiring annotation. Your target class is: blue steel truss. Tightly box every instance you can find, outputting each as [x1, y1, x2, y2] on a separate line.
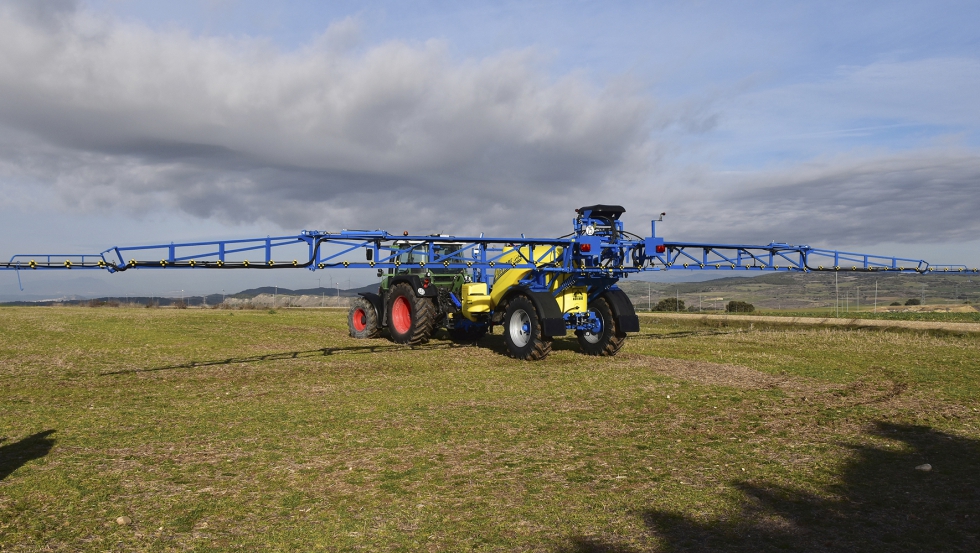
[3, 208, 975, 295]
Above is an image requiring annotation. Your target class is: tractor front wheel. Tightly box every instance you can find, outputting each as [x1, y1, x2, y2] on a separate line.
[386, 283, 436, 345]
[348, 297, 380, 339]
[576, 297, 626, 356]
[503, 296, 552, 360]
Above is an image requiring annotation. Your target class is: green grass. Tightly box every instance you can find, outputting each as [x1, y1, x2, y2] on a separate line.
[640, 308, 980, 322]
[1, 307, 979, 551]
[751, 308, 980, 322]
[635, 316, 980, 402]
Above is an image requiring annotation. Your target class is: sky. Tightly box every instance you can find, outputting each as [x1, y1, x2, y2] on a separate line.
[1, 0, 978, 299]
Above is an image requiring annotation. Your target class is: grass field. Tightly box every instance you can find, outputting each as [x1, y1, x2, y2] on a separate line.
[1, 307, 979, 551]
[750, 309, 980, 323]
[618, 272, 980, 313]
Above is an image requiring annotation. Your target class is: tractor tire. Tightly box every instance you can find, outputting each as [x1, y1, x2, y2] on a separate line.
[348, 297, 380, 339]
[502, 296, 552, 360]
[576, 297, 627, 356]
[449, 323, 487, 343]
[386, 282, 436, 345]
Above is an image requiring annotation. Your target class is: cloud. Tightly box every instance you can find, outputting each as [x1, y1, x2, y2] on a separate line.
[0, 3, 660, 236]
[1, 2, 978, 254]
[712, 57, 980, 166]
[664, 149, 980, 247]
[795, 58, 980, 127]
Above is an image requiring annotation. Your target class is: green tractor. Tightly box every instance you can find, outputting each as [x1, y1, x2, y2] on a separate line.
[347, 240, 486, 345]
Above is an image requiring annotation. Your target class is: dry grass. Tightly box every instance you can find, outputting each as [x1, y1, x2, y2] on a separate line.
[643, 312, 980, 334]
[0, 307, 978, 551]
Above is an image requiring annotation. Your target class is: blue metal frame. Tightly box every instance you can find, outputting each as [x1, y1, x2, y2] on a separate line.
[4, 209, 975, 305]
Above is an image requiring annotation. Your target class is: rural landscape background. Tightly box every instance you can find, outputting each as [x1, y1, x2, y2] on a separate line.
[2, 0, 980, 550]
[6, 272, 978, 317]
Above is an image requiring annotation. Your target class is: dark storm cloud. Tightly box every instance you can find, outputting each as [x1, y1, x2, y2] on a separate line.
[666, 151, 980, 246]
[0, 5, 660, 235]
[4, 0, 77, 29]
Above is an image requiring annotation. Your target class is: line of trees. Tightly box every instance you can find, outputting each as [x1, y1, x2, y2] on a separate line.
[653, 298, 685, 312]
[726, 301, 755, 313]
[651, 298, 757, 313]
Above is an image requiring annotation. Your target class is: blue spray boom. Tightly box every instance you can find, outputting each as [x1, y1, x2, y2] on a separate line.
[3, 205, 972, 360]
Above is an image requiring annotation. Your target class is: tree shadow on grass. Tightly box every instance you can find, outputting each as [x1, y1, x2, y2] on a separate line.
[0, 430, 56, 482]
[558, 422, 980, 552]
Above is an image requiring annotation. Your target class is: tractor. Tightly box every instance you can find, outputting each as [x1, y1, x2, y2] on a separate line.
[346, 205, 640, 360]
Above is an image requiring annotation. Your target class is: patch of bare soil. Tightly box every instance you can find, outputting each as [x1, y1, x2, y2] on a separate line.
[617, 353, 836, 393]
[617, 354, 974, 422]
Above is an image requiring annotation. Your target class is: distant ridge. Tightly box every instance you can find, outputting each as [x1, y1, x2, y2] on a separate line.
[0, 283, 381, 306]
[3, 271, 976, 309]
[231, 284, 378, 298]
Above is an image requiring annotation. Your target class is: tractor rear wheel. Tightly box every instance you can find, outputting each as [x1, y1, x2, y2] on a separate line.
[576, 297, 626, 356]
[348, 297, 380, 339]
[502, 296, 552, 360]
[386, 282, 436, 345]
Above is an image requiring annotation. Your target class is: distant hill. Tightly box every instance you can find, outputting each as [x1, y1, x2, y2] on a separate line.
[230, 283, 378, 298]
[0, 283, 382, 307]
[618, 271, 977, 311]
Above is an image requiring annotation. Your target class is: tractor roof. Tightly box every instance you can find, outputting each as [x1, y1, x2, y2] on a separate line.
[576, 205, 625, 220]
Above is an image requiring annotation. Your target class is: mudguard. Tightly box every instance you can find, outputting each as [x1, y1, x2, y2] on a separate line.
[358, 292, 383, 320]
[601, 289, 640, 333]
[500, 286, 567, 338]
[388, 275, 438, 298]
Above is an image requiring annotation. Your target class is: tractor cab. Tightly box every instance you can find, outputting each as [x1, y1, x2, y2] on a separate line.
[388, 241, 466, 276]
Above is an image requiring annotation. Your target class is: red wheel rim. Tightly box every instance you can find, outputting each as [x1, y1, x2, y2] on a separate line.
[391, 296, 412, 334]
[352, 308, 367, 332]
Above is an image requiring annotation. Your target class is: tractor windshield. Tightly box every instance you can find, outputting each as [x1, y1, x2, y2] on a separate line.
[390, 242, 466, 276]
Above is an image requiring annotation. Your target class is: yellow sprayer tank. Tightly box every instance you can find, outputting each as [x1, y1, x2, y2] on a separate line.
[458, 245, 587, 321]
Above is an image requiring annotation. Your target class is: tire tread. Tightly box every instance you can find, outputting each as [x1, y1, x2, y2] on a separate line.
[348, 297, 381, 339]
[578, 297, 627, 356]
[503, 296, 552, 360]
[386, 282, 436, 345]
